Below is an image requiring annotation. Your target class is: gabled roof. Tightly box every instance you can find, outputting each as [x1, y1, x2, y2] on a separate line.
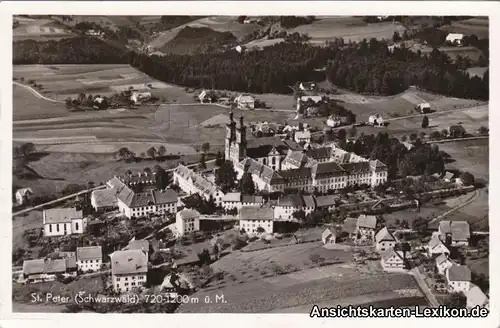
[306, 147, 331, 159]
[302, 195, 316, 208]
[439, 220, 470, 241]
[126, 239, 149, 252]
[111, 250, 148, 275]
[152, 189, 178, 204]
[241, 195, 264, 204]
[177, 208, 200, 220]
[299, 95, 323, 103]
[342, 217, 358, 234]
[283, 150, 308, 168]
[277, 194, 304, 207]
[295, 130, 311, 139]
[381, 248, 404, 262]
[357, 214, 377, 230]
[342, 162, 371, 174]
[435, 253, 452, 266]
[239, 205, 273, 221]
[322, 228, 336, 240]
[428, 234, 449, 251]
[447, 265, 471, 282]
[315, 195, 336, 207]
[312, 162, 345, 176]
[222, 192, 241, 202]
[370, 160, 387, 172]
[23, 258, 67, 275]
[77, 246, 102, 261]
[91, 189, 118, 208]
[43, 208, 83, 224]
[375, 227, 396, 243]
[16, 188, 33, 196]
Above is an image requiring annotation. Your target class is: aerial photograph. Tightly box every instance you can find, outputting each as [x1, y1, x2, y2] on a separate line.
[11, 15, 489, 314]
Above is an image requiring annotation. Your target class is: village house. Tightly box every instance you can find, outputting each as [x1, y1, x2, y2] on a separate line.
[326, 116, 347, 127]
[111, 249, 148, 293]
[448, 125, 467, 138]
[446, 33, 464, 46]
[294, 130, 311, 144]
[302, 195, 316, 216]
[314, 195, 336, 212]
[375, 227, 397, 252]
[466, 284, 489, 309]
[435, 253, 456, 275]
[446, 264, 472, 293]
[173, 164, 224, 207]
[380, 248, 406, 270]
[91, 188, 118, 212]
[427, 233, 451, 257]
[239, 205, 274, 234]
[234, 94, 255, 109]
[175, 208, 201, 237]
[299, 82, 317, 91]
[273, 194, 306, 220]
[120, 171, 157, 189]
[15, 187, 33, 206]
[438, 220, 470, 247]
[356, 214, 377, 241]
[221, 192, 264, 211]
[22, 258, 73, 284]
[416, 102, 431, 114]
[76, 246, 103, 273]
[43, 208, 86, 237]
[124, 239, 150, 259]
[322, 228, 337, 245]
[368, 114, 384, 126]
[198, 90, 216, 103]
[342, 217, 359, 239]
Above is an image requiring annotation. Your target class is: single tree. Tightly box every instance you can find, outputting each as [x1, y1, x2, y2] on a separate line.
[147, 146, 157, 159]
[460, 171, 475, 186]
[215, 161, 237, 193]
[348, 126, 357, 138]
[337, 128, 346, 140]
[256, 227, 265, 233]
[421, 115, 429, 128]
[478, 126, 489, 135]
[157, 145, 167, 158]
[239, 172, 256, 195]
[20, 142, 35, 157]
[409, 133, 418, 141]
[401, 135, 407, 142]
[201, 142, 211, 154]
[199, 153, 207, 169]
[144, 167, 152, 175]
[215, 151, 224, 166]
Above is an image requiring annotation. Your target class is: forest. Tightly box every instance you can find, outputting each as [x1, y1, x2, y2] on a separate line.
[13, 36, 128, 65]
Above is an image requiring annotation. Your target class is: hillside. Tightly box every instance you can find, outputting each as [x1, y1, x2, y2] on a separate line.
[159, 26, 237, 55]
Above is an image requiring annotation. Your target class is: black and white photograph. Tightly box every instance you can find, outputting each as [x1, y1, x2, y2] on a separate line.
[7, 4, 492, 318]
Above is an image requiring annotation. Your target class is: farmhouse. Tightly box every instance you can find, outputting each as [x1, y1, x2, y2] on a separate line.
[326, 116, 347, 127]
[435, 253, 455, 275]
[120, 172, 157, 189]
[416, 102, 431, 114]
[466, 284, 489, 309]
[368, 114, 384, 126]
[356, 214, 377, 240]
[22, 258, 74, 284]
[76, 246, 103, 273]
[380, 249, 406, 270]
[15, 187, 33, 206]
[234, 94, 255, 109]
[375, 227, 397, 252]
[173, 164, 224, 207]
[111, 249, 148, 293]
[342, 217, 359, 239]
[314, 195, 336, 212]
[239, 205, 274, 234]
[273, 194, 307, 220]
[198, 90, 214, 103]
[299, 82, 317, 91]
[446, 264, 471, 293]
[322, 228, 337, 245]
[296, 95, 323, 113]
[427, 233, 450, 257]
[438, 220, 470, 246]
[43, 208, 86, 237]
[446, 33, 464, 46]
[91, 188, 118, 212]
[294, 130, 311, 144]
[175, 208, 201, 237]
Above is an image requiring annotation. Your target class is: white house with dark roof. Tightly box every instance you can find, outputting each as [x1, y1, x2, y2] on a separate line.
[222, 192, 264, 211]
[375, 227, 397, 252]
[314, 195, 336, 212]
[173, 164, 224, 207]
[435, 253, 455, 275]
[322, 228, 337, 245]
[16, 187, 33, 206]
[446, 264, 471, 293]
[299, 82, 317, 91]
[356, 214, 377, 240]
[438, 220, 470, 246]
[294, 130, 311, 144]
[446, 33, 464, 46]
[175, 209, 200, 236]
[239, 205, 274, 234]
[76, 246, 103, 273]
[466, 284, 489, 309]
[273, 194, 306, 220]
[427, 233, 450, 257]
[22, 258, 68, 283]
[380, 249, 406, 270]
[111, 249, 148, 293]
[234, 94, 255, 109]
[43, 208, 86, 237]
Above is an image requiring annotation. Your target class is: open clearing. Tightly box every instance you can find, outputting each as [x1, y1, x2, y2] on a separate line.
[178, 266, 423, 312]
[13, 84, 70, 121]
[289, 16, 407, 44]
[440, 17, 489, 39]
[436, 138, 489, 181]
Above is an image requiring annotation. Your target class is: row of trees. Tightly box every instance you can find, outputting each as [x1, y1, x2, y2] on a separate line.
[326, 39, 489, 100]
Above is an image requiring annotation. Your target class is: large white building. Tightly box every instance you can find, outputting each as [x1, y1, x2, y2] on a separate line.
[446, 264, 471, 293]
[43, 208, 87, 237]
[111, 249, 148, 293]
[239, 205, 274, 234]
[175, 208, 201, 236]
[100, 177, 178, 219]
[173, 165, 224, 207]
[221, 192, 264, 211]
[76, 246, 103, 273]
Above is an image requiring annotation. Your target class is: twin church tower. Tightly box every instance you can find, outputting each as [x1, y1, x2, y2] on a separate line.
[225, 111, 247, 164]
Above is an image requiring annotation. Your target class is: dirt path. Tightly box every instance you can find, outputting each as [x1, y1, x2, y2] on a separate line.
[410, 268, 439, 307]
[428, 189, 480, 225]
[13, 81, 62, 103]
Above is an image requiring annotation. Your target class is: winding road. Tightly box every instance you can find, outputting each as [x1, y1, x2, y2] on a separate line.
[13, 81, 62, 103]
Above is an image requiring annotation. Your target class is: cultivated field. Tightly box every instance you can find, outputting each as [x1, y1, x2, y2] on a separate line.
[289, 16, 407, 44]
[438, 138, 489, 181]
[149, 16, 261, 50]
[440, 17, 489, 39]
[13, 17, 74, 41]
[13, 84, 70, 120]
